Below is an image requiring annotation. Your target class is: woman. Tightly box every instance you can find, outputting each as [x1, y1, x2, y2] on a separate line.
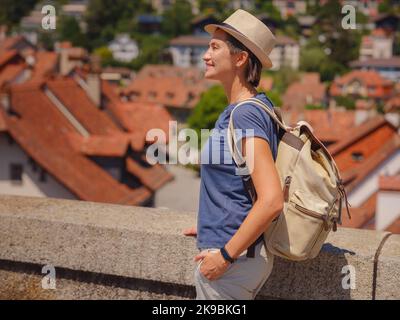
[184, 9, 284, 300]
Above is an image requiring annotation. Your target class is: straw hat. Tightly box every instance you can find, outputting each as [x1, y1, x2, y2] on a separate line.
[204, 9, 276, 69]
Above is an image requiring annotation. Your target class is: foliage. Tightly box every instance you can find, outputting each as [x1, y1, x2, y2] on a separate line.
[187, 85, 227, 146]
[94, 46, 113, 66]
[0, 0, 38, 29]
[58, 15, 86, 47]
[161, 0, 194, 37]
[263, 89, 282, 107]
[335, 96, 356, 110]
[305, 104, 324, 110]
[84, 0, 153, 50]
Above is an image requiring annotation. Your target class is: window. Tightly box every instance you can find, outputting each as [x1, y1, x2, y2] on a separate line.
[351, 152, 364, 162]
[148, 91, 157, 99]
[166, 92, 175, 99]
[39, 168, 47, 183]
[10, 163, 23, 182]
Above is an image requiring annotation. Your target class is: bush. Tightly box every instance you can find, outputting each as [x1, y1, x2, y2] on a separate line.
[335, 96, 356, 110]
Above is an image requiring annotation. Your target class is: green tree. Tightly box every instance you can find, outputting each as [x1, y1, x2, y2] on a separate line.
[94, 46, 113, 66]
[253, 0, 282, 21]
[300, 47, 327, 72]
[130, 34, 169, 70]
[161, 0, 194, 37]
[58, 15, 85, 47]
[84, 0, 152, 50]
[198, 0, 231, 18]
[335, 96, 356, 110]
[188, 85, 227, 146]
[305, 104, 324, 110]
[264, 89, 282, 107]
[378, 0, 392, 13]
[0, 0, 38, 29]
[315, 0, 362, 68]
[269, 66, 300, 94]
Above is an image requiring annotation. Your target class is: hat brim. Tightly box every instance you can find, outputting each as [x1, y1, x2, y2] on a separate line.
[204, 23, 273, 69]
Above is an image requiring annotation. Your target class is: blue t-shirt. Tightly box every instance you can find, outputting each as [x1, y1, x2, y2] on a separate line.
[196, 92, 279, 249]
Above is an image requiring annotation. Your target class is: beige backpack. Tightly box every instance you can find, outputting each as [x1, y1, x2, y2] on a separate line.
[227, 98, 351, 261]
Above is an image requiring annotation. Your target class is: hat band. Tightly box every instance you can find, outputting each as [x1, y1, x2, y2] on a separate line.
[219, 22, 247, 39]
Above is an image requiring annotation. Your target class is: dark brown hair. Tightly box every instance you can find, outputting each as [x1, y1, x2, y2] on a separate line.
[224, 32, 262, 88]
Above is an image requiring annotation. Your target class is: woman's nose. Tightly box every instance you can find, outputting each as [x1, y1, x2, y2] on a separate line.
[203, 49, 211, 62]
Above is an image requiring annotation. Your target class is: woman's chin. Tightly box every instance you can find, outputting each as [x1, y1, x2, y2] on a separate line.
[204, 70, 216, 80]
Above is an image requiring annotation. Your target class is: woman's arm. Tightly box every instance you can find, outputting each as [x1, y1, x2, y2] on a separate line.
[195, 136, 283, 280]
[224, 136, 283, 259]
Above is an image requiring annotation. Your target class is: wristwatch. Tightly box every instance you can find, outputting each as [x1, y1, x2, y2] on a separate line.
[220, 246, 235, 264]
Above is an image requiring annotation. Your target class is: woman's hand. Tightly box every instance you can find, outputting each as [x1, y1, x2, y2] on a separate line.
[194, 250, 230, 281]
[183, 226, 197, 237]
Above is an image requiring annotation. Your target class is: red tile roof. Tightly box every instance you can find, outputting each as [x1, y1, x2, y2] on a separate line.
[126, 157, 173, 191]
[102, 80, 172, 149]
[0, 63, 25, 89]
[283, 73, 326, 111]
[2, 76, 174, 205]
[379, 175, 400, 192]
[343, 134, 400, 193]
[341, 192, 377, 229]
[350, 56, 400, 69]
[66, 133, 129, 157]
[0, 49, 20, 67]
[288, 109, 356, 144]
[169, 35, 210, 46]
[258, 76, 273, 91]
[0, 35, 25, 51]
[386, 217, 400, 234]
[5, 81, 151, 205]
[276, 35, 298, 46]
[47, 77, 121, 135]
[0, 105, 7, 131]
[122, 64, 212, 109]
[330, 70, 393, 99]
[28, 51, 58, 82]
[385, 94, 400, 112]
[329, 116, 396, 156]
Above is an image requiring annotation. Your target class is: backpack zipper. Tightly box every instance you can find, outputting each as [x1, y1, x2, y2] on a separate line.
[294, 204, 330, 231]
[283, 176, 292, 202]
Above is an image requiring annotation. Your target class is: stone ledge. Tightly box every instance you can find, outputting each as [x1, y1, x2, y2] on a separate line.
[0, 195, 398, 300]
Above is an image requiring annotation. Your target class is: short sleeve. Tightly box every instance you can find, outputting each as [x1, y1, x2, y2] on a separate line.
[231, 103, 274, 147]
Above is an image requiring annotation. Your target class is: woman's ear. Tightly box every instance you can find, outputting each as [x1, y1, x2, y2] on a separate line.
[235, 51, 249, 68]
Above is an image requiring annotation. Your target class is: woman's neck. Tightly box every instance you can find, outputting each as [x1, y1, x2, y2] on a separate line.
[222, 76, 258, 104]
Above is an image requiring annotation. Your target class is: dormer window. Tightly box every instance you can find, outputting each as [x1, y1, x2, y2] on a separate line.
[166, 92, 175, 99]
[10, 163, 23, 182]
[149, 91, 157, 99]
[351, 152, 364, 162]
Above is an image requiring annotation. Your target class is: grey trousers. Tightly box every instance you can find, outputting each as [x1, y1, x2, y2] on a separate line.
[194, 241, 274, 300]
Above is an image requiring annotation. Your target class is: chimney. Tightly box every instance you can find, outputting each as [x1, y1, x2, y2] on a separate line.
[0, 92, 10, 113]
[59, 49, 72, 76]
[0, 25, 7, 42]
[86, 55, 101, 107]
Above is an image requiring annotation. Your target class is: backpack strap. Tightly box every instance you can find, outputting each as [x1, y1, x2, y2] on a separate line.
[227, 98, 291, 172]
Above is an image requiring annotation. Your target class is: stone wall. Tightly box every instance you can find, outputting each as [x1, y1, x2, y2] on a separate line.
[0, 195, 398, 300]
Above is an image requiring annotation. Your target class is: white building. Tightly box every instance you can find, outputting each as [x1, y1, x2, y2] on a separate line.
[168, 35, 209, 70]
[269, 35, 300, 70]
[272, 0, 307, 19]
[360, 29, 393, 61]
[0, 131, 76, 200]
[108, 34, 139, 63]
